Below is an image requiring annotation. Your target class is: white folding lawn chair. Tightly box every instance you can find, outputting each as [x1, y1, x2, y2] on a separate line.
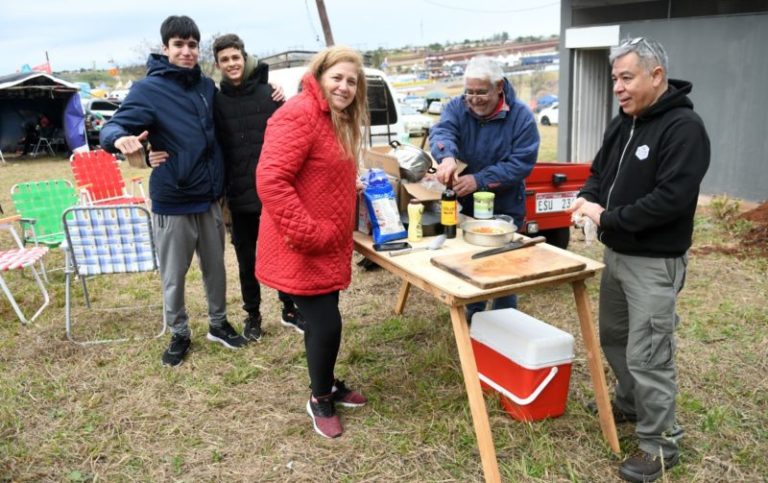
[62, 205, 166, 345]
[0, 215, 50, 324]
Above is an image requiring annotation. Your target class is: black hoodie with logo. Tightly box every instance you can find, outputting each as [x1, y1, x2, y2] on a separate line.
[579, 79, 710, 257]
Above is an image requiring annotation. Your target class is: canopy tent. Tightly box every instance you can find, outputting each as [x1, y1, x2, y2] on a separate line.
[0, 72, 87, 155]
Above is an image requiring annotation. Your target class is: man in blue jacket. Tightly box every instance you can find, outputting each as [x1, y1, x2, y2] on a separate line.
[430, 55, 539, 320]
[570, 37, 709, 482]
[101, 15, 247, 367]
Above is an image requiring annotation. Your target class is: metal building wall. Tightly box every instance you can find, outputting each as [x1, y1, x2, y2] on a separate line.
[618, 15, 768, 201]
[559, 9, 768, 201]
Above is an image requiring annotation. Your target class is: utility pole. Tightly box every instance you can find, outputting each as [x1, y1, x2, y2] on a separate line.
[315, 0, 335, 46]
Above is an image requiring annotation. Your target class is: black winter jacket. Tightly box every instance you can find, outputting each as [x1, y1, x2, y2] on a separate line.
[214, 60, 282, 213]
[579, 79, 710, 257]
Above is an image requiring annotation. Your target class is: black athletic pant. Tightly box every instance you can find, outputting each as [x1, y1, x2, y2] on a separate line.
[230, 211, 291, 316]
[290, 291, 342, 397]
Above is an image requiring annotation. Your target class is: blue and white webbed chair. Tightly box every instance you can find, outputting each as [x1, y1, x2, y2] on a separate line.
[62, 205, 166, 345]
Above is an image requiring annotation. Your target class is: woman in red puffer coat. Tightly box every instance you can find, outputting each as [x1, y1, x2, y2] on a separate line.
[256, 46, 369, 439]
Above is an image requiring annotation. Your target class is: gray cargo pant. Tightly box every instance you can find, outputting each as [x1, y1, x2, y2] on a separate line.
[599, 247, 687, 458]
[153, 203, 227, 337]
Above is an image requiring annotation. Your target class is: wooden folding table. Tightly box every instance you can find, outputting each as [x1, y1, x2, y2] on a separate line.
[353, 231, 619, 482]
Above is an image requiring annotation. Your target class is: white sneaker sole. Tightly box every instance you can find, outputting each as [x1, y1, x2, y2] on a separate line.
[206, 333, 243, 350]
[281, 319, 305, 334]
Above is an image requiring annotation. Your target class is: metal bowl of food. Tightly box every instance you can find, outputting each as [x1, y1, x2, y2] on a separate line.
[460, 215, 518, 247]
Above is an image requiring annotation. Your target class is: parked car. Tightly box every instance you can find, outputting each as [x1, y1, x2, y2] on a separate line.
[399, 104, 434, 137]
[538, 102, 559, 126]
[108, 89, 131, 101]
[403, 95, 427, 113]
[84, 98, 121, 146]
[427, 100, 444, 115]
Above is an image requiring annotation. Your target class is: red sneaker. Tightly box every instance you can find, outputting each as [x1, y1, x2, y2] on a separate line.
[306, 396, 343, 438]
[332, 379, 367, 408]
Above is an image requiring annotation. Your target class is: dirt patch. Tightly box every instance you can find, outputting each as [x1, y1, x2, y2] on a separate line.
[693, 201, 768, 257]
[737, 202, 768, 256]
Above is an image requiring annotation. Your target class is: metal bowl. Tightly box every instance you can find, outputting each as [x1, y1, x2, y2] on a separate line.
[460, 216, 518, 247]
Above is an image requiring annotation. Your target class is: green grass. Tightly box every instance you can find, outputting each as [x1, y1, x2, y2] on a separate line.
[0, 155, 766, 481]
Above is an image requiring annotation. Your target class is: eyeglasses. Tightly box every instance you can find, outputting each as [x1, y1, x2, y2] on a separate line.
[463, 89, 492, 99]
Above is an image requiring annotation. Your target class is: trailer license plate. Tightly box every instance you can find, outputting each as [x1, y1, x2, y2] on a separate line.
[535, 191, 578, 213]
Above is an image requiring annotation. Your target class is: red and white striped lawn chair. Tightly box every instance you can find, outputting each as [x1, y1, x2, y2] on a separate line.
[0, 215, 50, 324]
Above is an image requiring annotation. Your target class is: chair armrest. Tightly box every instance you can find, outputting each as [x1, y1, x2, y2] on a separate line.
[0, 215, 22, 226]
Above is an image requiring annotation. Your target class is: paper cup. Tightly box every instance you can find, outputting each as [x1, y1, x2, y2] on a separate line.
[125, 147, 147, 169]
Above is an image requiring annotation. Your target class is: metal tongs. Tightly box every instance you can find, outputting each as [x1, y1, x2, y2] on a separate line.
[470, 236, 546, 260]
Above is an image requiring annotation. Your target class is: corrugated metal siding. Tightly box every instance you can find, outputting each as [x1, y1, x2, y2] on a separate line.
[571, 49, 611, 162]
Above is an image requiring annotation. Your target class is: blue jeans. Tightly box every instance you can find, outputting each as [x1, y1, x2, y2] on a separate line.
[466, 295, 518, 323]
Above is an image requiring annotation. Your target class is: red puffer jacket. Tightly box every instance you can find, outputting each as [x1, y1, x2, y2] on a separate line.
[256, 73, 357, 295]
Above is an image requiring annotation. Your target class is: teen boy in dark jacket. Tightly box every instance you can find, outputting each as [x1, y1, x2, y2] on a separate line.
[101, 16, 247, 367]
[212, 34, 305, 340]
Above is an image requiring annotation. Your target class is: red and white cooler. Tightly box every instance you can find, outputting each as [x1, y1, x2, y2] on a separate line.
[470, 308, 575, 422]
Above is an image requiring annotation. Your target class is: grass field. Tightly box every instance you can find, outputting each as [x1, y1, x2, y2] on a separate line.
[0, 150, 766, 481]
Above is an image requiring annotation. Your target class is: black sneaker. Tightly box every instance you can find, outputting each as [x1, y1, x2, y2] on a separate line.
[243, 314, 262, 342]
[206, 320, 248, 349]
[281, 307, 306, 334]
[162, 334, 191, 367]
[619, 451, 679, 482]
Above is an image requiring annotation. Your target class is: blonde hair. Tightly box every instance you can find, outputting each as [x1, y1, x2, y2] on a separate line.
[307, 45, 370, 162]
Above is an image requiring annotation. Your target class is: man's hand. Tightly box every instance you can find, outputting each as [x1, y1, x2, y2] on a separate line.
[453, 174, 478, 197]
[114, 130, 149, 155]
[148, 149, 169, 168]
[435, 157, 458, 186]
[568, 197, 605, 226]
[269, 82, 286, 102]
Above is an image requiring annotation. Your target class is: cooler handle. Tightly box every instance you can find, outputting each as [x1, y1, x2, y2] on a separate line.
[477, 366, 558, 406]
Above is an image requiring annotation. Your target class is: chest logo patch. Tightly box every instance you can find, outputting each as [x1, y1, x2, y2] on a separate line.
[635, 145, 650, 160]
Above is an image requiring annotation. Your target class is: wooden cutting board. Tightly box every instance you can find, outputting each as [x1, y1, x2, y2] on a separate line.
[430, 244, 587, 289]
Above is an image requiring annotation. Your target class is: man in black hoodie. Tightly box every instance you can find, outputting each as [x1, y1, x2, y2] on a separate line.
[212, 34, 305, 341]
[569, 38, 709, 482]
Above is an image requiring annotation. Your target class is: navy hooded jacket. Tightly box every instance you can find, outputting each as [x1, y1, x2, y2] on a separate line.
[429, 78, 539, 223]
[100, 54, 224, 215]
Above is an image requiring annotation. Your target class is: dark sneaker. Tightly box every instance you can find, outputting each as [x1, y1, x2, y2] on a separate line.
[586, 400, 638, 424]
[206, 320, 248, 349]
[306, 395, 343, 439]
[281, 307, 306, 334]
[619, 451, 679, 482]
[162, 334, 191, 367]
[243, 314, 262, 342]
[332, 379, 367, 407]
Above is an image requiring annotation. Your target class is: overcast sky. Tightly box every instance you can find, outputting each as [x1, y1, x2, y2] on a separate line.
[0, 0, 560, 74]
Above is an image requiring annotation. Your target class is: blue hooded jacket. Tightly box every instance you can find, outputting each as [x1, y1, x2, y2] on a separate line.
[429, 78, 539, 223]
[100, 54, 224, 215]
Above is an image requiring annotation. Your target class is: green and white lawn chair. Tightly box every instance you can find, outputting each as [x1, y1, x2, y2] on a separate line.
[10, 179, 79, 249]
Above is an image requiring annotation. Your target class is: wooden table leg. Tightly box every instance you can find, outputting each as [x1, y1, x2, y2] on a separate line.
[448, 305, 501, 483]
[572, 280, 620, 454]
[394, 280, 411, 315]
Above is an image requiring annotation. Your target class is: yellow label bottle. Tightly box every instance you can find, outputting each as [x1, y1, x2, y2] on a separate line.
[441, 187, 457, 239]
[407, 200, 424, 242]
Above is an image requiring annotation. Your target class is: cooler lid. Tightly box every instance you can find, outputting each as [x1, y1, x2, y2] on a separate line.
[470, 308, 574, 369]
